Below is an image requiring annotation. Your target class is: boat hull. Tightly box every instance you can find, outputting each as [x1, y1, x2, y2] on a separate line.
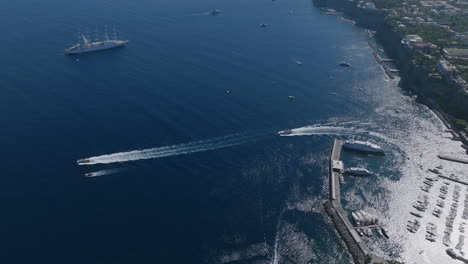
[344, 171, 371, 176]
[342, 144, 385, 155]
[65, 42, 127, 55]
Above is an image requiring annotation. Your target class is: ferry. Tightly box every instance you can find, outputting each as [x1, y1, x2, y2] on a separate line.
[342, 140, 385, 155]
[344, 167, 372, 176]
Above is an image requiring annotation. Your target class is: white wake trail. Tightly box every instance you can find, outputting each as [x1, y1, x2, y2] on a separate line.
[271, 208, 285, 264]
[84, 168, 122, 178]
[78, 133, 259, 166]
[280, 125, 365, 137]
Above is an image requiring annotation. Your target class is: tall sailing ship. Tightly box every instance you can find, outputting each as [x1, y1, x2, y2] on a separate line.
[65, 31, 128, 55]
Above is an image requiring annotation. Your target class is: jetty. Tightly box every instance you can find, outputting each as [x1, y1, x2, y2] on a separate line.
[382, 65, 395, 80]
[354, 224, 386, 229]
[438, 155, 468, 164]
[438, 175, 468, 186]
[372, 52, 393, 63]
[324, 139, 372, 264]
[339, 17, 356, 25]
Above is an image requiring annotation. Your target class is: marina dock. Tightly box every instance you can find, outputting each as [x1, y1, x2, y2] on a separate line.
[438, 155, 468, 164]
[325, 139, 372, 264]
[438, 175, 468, 186]
[372, 52, 393, 63]
[382, 65, 395, 80]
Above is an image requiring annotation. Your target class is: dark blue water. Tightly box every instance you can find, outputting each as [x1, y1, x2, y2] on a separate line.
[2, 0, 449, 263]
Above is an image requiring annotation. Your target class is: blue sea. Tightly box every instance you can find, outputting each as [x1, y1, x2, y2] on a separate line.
[1, 0, 467, 263]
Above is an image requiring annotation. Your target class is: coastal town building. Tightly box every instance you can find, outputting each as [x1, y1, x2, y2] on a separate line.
[443, 47, 468, 59]
[437, 59, 458, 76]
[401, 34, 424, 47]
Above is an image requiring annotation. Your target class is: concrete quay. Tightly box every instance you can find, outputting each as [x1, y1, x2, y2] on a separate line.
[324, 139, 377, 264]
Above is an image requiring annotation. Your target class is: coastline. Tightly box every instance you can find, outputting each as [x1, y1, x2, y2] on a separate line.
[312, 0, 468, 154]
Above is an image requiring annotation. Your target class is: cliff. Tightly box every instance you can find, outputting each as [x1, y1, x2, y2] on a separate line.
[313, 0, 468, 148]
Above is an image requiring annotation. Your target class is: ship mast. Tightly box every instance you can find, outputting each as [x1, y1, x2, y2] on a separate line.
[104, 25, 110, 41]
[81, 34, 90, 45]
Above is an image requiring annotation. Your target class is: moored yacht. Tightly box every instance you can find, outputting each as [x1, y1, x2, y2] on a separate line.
[65, 34, 128, 55]
[344, 167, 371, 176]
[342, 140, 385, 155]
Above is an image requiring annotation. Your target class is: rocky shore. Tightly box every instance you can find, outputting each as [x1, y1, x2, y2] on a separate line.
[323, 201, 368, 264]
[313, 0, 468, 152]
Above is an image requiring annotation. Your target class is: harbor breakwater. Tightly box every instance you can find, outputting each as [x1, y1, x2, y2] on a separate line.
[323, 201, 368, 264]
[313, 0, 468, 150]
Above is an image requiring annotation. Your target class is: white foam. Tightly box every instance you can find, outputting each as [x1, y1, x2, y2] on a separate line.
[280, 125, 365, 137]
[79, 133, 259, 166]
[84, 168, 121, 178]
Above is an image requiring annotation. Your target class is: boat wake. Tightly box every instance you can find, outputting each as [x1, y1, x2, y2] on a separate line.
[271, 209, 285, 264]
[78, 132, 262, 166]
[84, 169, 122, 178]
[279, 124, 366, 137]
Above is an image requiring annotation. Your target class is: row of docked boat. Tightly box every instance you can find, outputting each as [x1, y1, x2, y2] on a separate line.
[443, 185, 462, 247]
[351, 210, 389, 239]
[351, 210, 378, 226]
[413, 194, 429, 212]
[426, 223, 437, 242]
[407, 219, 420, 233]
[462, 189, 468, 220]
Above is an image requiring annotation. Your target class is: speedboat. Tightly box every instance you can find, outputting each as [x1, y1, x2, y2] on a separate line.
[278, 129, 293, 136]
[209, 9, 222, 15]
[288, 95, 296, 99]
[84, 173, 94, 177]
[339, 62, 351, 67]
[381, 227, 389, 239]
[77, 159, 91, 164]
[296, 60, 303, 65]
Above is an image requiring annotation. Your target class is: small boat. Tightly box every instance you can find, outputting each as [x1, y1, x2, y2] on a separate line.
[428, 168, 441, 174]
[84, 173, 95, 177]
[209, 9, 222, 16]
[288, 95, 296, 99]
[77, 159, 91, 164]
[296, 61, 303, 65]
[339, 175, 345, 184]
[357, 229, 364, 236]
[410, 211, 422, 218]
[331, 92, 337, 95]
[339, 62, 351, 67]
[259, 23, 268, 27]
[376, 228, 384, 237]
[278, 129, 293, 136]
